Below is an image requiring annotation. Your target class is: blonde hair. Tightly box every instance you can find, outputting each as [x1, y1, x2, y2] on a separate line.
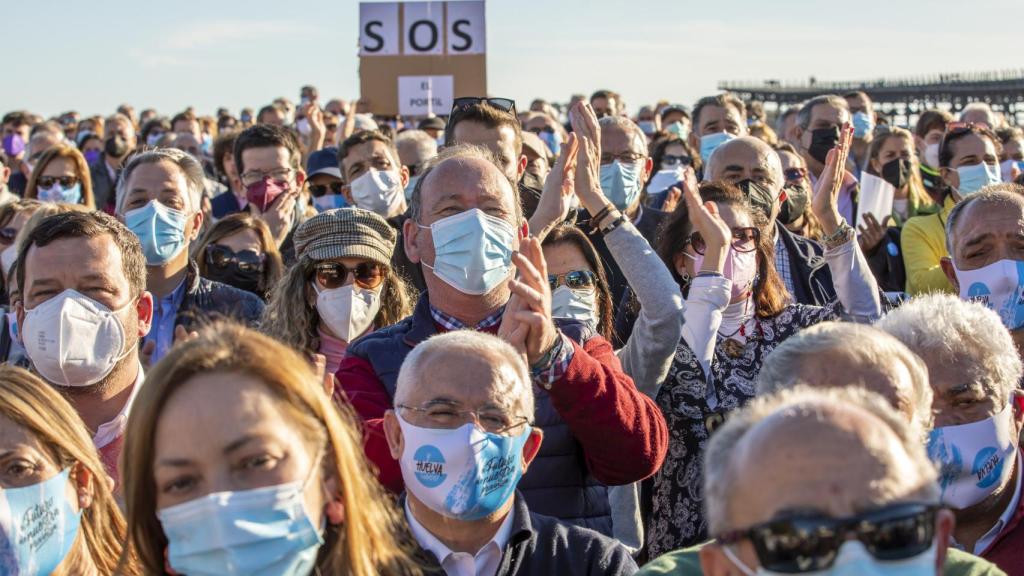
[866, 127, 933, 216]
[119, 322, 418, 576]
[0, 366, 138, 575]
[24, 144, 96, 209]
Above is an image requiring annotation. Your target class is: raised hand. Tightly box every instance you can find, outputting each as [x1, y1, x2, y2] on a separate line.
[569, 101, 601, 147]
[528, 133, 580, 241]
[258, 190, 298, 246]
[683, 185, 731, 274]
[857, 213, 891, 254]
[663, 166, 698, 214]
[574, 135, 607, 216]
[812, 123, 855, 235]
[505, 237, 558, 366]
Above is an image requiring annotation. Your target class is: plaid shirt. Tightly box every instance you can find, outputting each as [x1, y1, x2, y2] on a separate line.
[774, 231, 796, 297]
[428, 304, 574, 389]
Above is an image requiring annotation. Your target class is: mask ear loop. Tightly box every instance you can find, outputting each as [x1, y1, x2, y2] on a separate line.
[721, 545, 757, 576]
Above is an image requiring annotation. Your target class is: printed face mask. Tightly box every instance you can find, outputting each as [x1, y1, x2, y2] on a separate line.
[700, 131, 735, 164]
[954, 162, 1001, 197]
[349, 168, 404, 217]
[550, 285, 598, 326]
[928, 402, 1017, 509]
[124, 199, 189, 266]
[418, 209, 515, 295]
[599, 160, 643, 211]
[314, 282, 382, 342]
[397, 413, 531, 521]
[954, 259, 1024, 330]
[0, 469, 81, 574]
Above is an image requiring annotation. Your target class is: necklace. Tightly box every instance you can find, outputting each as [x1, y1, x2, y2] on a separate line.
[718, 319, 763, 358]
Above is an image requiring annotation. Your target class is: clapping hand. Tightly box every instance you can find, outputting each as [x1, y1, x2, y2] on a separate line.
[683, 185, 731, 275]
[811, 123, 855, 235]
[528, 133, 580, 241]
[498, 237, 558, 366]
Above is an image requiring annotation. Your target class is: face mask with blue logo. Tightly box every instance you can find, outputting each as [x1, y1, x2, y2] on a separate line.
[599, 160, 643, 211]
[418, 208, 515, 295]
[851, 111, 874, 139]
[158, 463, 325, 576]
[700, 131, 735, 163]
[125, 199, 189, 266]
[954, 259, 1024, 330]
[38, 182, 82, 205]
[397, 412, 531, 521]
[0, 468, 82, 574]
[954, 162, 1001, 197]
[928, 402, 1017, 509]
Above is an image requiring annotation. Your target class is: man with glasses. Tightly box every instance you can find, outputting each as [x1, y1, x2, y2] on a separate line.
[115, 149, 264, 365]
[384, 330, 637, 575]
[339, 143, 668, 537]
[234, 124, 309, 264]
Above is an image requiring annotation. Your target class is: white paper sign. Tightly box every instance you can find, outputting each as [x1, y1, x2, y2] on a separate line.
[445, 1, 486, 54]
[398, 75, 454, 116]
[856, 172, 895, 230]
[359, 3, 401, 56]
[402, 2, 445, 55]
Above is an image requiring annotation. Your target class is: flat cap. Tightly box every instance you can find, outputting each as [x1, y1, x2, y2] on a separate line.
[293, 207, 397, 265]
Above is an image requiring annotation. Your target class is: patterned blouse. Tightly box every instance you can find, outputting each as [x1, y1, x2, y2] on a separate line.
[645, 302, 839, 558]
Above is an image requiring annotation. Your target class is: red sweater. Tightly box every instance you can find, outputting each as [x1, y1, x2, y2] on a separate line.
[981, 448, 1024, 576]
[335, 321, 669, 495]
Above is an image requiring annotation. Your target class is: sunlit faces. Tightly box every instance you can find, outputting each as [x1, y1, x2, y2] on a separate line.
[940, 132, 999, 192]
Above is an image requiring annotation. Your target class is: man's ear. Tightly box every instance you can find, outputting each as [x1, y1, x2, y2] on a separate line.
[516, 154, 528, 179]
[342, 185, 354, 205]
[136, 291, 155, 338]
[382, 410, 403, 460]
[940, 256, 959, 292]
[399, 165, 410, 188]
[794, 125, 805, 147]
[403, 217, 421, 264]
[188, 210, 204, 242]
[688, 130, 700, 153]
[642, 156, 654, 186]
[295, 169, 307, 189]
[520, 428, 544, 473]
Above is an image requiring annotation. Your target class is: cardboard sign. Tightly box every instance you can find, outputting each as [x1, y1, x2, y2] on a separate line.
[359, 1, 487, 116]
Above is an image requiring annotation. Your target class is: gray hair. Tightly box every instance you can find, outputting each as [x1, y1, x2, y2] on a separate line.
[960, 102, 996, 125]
[409, 143, 521, 224]
[115, 148, 204, 215]
[394, 129, 438, 166]
[704, 136, 784, 194]
[757, 321, 933, 432]
[598, 116, 647, 155]
[877, 293, 1023, 408]
[705, 385, 940, 535]
[796, 94, 849, 130]
[945, 185, 1024, 255]
[393, 331, 534, 421]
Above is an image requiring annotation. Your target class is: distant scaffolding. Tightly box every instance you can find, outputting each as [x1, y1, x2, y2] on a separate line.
[719, 70, 1024, 121]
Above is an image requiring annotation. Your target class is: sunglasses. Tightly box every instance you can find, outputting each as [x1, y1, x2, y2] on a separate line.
[450, 97, 516, 116]
[527, 126, 555, 135]
[309, 182, 345, 198]
[36, 176, 79, 189]
[0, 227, 17, 244]
[717, 503, 938, 573]
[784, 167, 808, 182]
[689, 227, 760, 256]
[313, 261, 385, 290]
[661, 154, 693, 168]
[205, 245, 265, 273]
[548, 270, 597, 292]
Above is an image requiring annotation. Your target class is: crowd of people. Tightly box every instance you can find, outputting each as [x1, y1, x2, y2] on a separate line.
[0, 84, 1022, 575]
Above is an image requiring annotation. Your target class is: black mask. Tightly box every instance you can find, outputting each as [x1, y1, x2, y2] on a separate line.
[104, 135, 129, 158]
[807, 126, 840, 165]
[778, 181, 809, 225]
[204, 245, 265, 296]
[881, 157, 911, 190]
[735, 179, 775, 222]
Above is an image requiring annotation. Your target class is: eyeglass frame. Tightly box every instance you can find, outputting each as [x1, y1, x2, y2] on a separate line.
[687, 227, 761, 256]
[396, 403, 532, 435]
[547, 269, 598, 292]
[240, 167, 294, 187]
[309, 260, 386, 290]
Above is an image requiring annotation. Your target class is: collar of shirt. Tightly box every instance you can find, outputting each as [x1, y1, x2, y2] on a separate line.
[93, 363, 144, 449]
[429, 304, 505, 332]
[632, 205, 644, 226]
[405, 499, 514, 576]
[973, 453, 1022, 555]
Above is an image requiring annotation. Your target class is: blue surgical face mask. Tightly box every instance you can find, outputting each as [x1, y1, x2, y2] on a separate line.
[38, 182, 82, 205]
[851, 111, 874, 139]
[666, 121, 690, 140]
[312, 193, 347, 213]
[158, 471, 324, 576]
[700, 131, 735, 163]
[125, 199, 189, 266]
[146, 132, 163, 147]
[637, 120, 656, 136]
[955, 162, 1001, 197]
[404, 174, 421, 201]
[539, 130, 562, 155]
[0, 468, 82, 574]
[397, 412, 531, 521]
[599, 160, 643, 211]
[418, 208, 515, 295]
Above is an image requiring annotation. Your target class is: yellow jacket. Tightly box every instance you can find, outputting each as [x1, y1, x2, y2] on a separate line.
[902, 196, 957, 295]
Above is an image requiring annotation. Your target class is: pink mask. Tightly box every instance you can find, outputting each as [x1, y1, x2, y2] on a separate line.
[688, 247, 758, 300]
[245, 177, 288, 213]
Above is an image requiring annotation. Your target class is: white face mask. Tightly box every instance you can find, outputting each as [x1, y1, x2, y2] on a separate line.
[928, 402, 1017, 510]
[550, 285, 597, 326]
[314, 282, 382, 342]
[350, 169, 404, 217]
[0, 244, 16, 278]
[954, 259, 1024, 330]
[724, 540, 937, 576]
[22, 289, 131, 387]
[924, 143, 940, 168]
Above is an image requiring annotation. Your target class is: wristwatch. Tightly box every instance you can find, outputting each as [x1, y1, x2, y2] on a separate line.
[822, 220, 855, 250]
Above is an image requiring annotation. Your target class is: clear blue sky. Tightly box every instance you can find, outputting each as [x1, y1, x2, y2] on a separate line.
[5, 0, 1022, 119]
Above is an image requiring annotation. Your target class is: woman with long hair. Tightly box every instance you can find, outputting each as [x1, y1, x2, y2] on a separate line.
[119, 322, 419, 575]
[645, 128, 882, 557]
[24, 144, 96, 209]
[193, 212, 284, 300]
[262, 207, 412, 375]
[0, 365, 138, 575]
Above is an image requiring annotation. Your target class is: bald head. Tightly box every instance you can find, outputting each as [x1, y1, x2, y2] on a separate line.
[705, 136, 784, 194]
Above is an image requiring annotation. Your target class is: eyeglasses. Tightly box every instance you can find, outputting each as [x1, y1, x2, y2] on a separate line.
[716, 502, 938, 573]
[0, 227, 17, 244]
[661, 154, 693, 168]
[240, 167, 293, 187]
[313, 261, 384, 290]
[548, 270, 597, 292]
[397, 403, 531, 434]
[600, 151, 646, 165]
[36, 176, 79, 190]
[309, 182, 345, 198]
[206, 245, 265, 273]
[784, 167, 808, 182]
[450, 97, 517, 116]
[688, 227, 760, 256]
[527, 126, 555, 135]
